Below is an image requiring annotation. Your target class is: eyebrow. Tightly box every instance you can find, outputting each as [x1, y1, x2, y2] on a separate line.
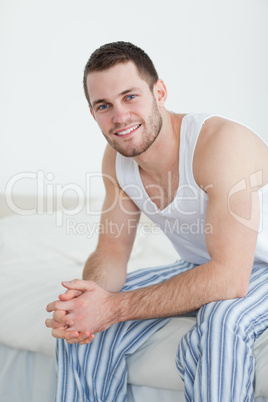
[92, 87, 141, 109]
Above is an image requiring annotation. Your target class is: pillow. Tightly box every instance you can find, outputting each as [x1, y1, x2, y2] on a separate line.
[0, 211, 178, 356]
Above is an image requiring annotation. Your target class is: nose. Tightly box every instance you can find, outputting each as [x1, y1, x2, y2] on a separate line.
[112, 104, 130, 125]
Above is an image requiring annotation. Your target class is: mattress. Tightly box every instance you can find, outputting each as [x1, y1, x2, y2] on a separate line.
[0, 209, 178, 357]
[1, 344, 267, 402]
[0, 344, 187, 402]
[0, 207, 268, 400]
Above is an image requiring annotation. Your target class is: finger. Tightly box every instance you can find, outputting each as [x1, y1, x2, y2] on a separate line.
[53, 309, 67, 321]
[65, 331, 85, 344]
[45, 318, 67, 329]
[53, 310, 73, 326]
[66, 332, 93, 345]
[79, 334, 95, 345]
[51, 327, 78, 339]
[65, 331, 89, 341]
[46, 300, 70, 313]
[62, 279, 95, 292]
[67, 338, 82, 344]
[46, 300, 57, 312]
[59, 289, 83, 301]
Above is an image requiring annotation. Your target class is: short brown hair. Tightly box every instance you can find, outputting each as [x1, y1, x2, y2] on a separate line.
[83, 41, 159, 105]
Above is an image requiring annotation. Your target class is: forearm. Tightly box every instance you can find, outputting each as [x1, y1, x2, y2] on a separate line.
[48, 260, 247, 337]
[113, 260, 245, 322]
[82, 247, 127, 292]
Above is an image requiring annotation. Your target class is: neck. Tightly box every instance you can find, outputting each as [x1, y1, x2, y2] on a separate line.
[134, 109, 184, 180]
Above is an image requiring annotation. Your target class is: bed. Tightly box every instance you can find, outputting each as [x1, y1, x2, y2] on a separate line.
[0, 195, 268, 402]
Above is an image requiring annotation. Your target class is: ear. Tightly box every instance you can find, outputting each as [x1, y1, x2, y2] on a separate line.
[153, 79, 167, 107]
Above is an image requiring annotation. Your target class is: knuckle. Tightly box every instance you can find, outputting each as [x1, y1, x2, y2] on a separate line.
[53, 311, 59, 320]
[51, 329, 59, 339]
[57, 309, 66, 318]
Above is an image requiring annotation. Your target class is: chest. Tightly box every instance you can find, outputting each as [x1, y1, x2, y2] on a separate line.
[139, 169, 180, 211]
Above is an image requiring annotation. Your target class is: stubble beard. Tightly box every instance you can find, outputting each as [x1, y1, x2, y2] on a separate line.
[102, 99, 163, 158]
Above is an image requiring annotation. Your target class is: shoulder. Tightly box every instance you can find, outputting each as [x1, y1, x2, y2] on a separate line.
[193, 116, 261, 193]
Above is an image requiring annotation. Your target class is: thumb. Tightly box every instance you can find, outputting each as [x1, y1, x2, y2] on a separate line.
[62, 279, 95, 292]
[59, 289, 83, 301]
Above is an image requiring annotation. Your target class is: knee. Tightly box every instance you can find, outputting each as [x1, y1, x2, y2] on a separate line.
[197, 299, 247, 338]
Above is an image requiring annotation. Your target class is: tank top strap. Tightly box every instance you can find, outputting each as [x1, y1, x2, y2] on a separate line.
[178, 112, 214, 192]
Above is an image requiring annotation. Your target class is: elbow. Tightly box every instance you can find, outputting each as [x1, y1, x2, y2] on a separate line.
[220, 282, 248, 301]
[225, 276, 249, 300]
[231, 266, 251, 299]
[213, 261, 250, 300]
[234, 282, 249, 299]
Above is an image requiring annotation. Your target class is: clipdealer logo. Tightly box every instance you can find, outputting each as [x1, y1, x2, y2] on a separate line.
[5, 171, 118, 225]
[65, 217, 213, 239]
[5, 169, 264, 233]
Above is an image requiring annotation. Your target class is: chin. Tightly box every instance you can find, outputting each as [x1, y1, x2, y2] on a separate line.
[115, 144, 151, 158]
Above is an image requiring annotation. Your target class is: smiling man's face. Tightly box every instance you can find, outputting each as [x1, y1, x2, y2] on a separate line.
[87, 61, 163, 157]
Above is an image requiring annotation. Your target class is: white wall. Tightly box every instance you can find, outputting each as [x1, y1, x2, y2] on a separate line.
[1, 0, 267, 199]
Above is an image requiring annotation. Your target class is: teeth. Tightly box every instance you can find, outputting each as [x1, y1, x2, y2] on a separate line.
[117, 124, 140, 136]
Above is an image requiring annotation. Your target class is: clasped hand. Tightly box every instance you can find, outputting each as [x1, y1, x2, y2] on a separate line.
[45, 279, 115, 345]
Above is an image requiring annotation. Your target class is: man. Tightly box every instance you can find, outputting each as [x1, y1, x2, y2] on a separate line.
[46, 42, 268, 401]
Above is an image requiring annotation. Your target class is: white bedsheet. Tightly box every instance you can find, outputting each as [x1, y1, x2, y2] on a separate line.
[0, 211, 178, 356]
[0, 211, 268, 398]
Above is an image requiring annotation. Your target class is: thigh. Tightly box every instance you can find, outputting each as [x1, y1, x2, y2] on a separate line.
[56, 260, 197, 402]
[127, 316, 196, 391]
[196, 263, 268, 341]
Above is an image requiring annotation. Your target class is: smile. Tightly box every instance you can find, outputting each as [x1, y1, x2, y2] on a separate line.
[116, 124, 141, 136]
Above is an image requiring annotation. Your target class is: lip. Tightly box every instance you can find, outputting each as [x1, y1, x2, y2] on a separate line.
[114, 124, 141, 138]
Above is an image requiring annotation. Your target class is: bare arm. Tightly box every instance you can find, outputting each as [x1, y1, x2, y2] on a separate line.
[47, 118, 266, 337]
[46, 145, 140, 340]
[111, 118, 263, 321]
[49, 119, 264, 335]
[82, 145, 141, 292]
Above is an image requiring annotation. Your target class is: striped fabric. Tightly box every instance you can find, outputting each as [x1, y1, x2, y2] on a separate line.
[176, 263, 268, 402]
[56, 261, 268, 402]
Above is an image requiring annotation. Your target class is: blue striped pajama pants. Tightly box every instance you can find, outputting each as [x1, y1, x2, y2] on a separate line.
[55, 260, 268, 402]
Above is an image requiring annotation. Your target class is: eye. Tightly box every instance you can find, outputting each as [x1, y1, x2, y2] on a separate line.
[97, 104, 110, 111]
[126, 94, 136, 101]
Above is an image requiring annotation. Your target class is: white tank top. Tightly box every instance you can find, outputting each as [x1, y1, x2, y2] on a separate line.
[116, 112, 268, 265]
